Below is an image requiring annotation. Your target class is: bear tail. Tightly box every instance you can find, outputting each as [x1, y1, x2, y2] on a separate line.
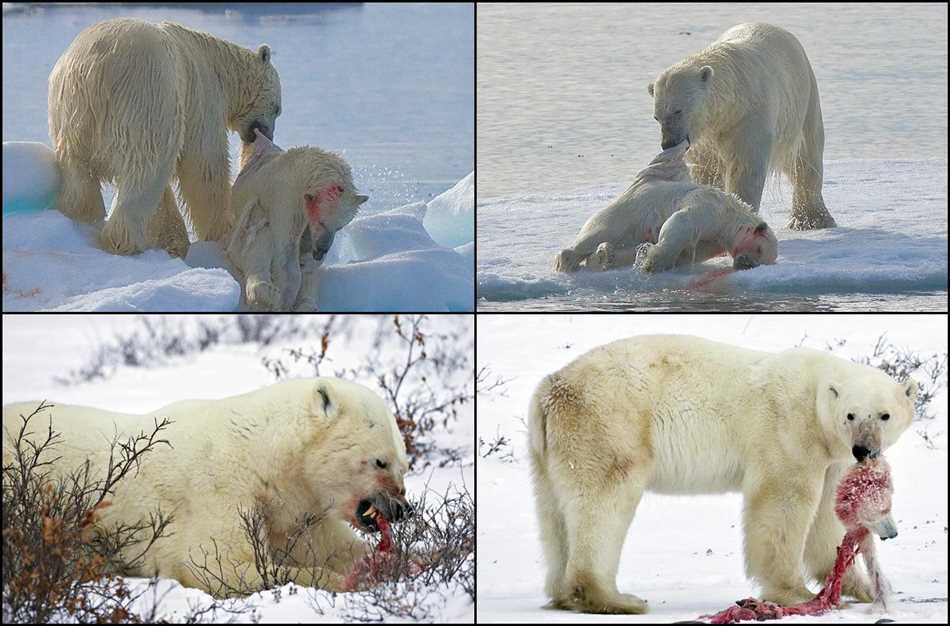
[527, 375, 553, 461]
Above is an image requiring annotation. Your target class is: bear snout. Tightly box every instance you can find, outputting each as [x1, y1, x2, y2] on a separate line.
[247, 120, 273, 142]
[851, 445, 873, 462]
[381, 493, 413, 522]
[732, 254, 758, 270]
[661, 133, 689, 150]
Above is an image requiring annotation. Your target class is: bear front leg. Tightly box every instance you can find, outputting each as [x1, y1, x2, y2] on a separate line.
[743, 473, 823, 605]
[723, 119, 772, 211]
[293, 255, 321, 311]
[805, 463, 874, 602]
[554, 248, 582, 272]
[642, 210, 695, 272]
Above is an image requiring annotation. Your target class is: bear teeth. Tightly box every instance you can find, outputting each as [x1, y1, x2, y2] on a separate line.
[364, 505, 377, 518]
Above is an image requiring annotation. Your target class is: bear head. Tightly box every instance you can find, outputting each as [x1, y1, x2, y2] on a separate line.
[648, 63, 714, 150]
[302, 378, 411, 534]
[732, 221, 779, 270]
[233, 44, 282, 145]
[817, 366, 917, 463]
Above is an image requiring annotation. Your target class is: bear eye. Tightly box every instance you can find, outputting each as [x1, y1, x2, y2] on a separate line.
[846, 413, 855, 421]
[880, 413, 890, 421]
[756, 246, 762, 254]
[673, 109, 682, 115]
[375, 459, 388, 469]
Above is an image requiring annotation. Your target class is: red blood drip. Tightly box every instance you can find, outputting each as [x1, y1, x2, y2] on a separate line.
[688, 267, 734, 290]
[375, 513, 393, 554]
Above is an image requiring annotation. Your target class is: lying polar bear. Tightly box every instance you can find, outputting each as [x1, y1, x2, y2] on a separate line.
[227, 130, 368, 311]
[554, 141, 778, 273]
[2, 378, 410, 596]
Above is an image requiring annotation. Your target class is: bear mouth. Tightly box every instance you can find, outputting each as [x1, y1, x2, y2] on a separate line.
[243, 121, 273, 143]
[355, 498, 389, 533]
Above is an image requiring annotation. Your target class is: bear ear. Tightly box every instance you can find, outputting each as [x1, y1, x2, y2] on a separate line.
[647, 81, 655, 97]
[314, 383, 339, 419]
[902, 379, 917, 401]
[699, 65, 714, 84]
[258, 44, 272, 65]
[754, 221, 769, 235]
[828, 384, 839, 399]
[355, 194, 369, 206]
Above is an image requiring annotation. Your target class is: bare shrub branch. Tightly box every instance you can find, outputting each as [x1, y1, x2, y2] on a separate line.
[1, 403, 175, 623]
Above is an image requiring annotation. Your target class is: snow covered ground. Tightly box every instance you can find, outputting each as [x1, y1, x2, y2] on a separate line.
[2, 171, 474, 312]
[1, 315, 474, 623]
[476, 315, 948, 623]
[477, 159, 949, 311]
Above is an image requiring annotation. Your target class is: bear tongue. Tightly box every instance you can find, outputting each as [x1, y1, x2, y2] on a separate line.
[375, 513, 393, 554]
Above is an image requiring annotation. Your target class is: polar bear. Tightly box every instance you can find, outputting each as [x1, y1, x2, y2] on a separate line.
[553, 141, 778, 273]
[528, 335, 916, 614]
[48, 18, 282, 256]
[227, 130, 367, 311]
[649, 23, 836, 230]
[2, 378, 409, 596]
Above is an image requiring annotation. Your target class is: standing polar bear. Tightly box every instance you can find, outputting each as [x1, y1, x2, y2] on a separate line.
[2, 378, 410, 596]
[48, 18, 282, 256]
[528, 335, 916, 614]
[649, 23, 836, 230]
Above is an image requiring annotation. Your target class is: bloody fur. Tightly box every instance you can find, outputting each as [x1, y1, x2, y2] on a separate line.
[702, 457, 894, 623]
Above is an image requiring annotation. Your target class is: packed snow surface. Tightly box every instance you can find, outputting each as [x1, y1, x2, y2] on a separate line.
[3, 173, 474, 312]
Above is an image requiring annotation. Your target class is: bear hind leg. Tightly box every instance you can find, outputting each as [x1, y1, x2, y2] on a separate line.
[143, 186, 190, 258]
[724, 124, 771, 211]
[787, 82, 836, 230]
[54, 158, 105, 224]
[558, 474, 648, 614]
[100, 175, 169, 255]
[531, 451, 570, 605]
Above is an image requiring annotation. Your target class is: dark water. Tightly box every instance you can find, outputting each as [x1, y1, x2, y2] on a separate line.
[2, 2, 474, 211]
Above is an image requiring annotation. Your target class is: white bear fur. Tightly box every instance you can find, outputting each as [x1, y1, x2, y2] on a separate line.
[528, 335, 917, 614]
[649, 23, 836, 230]
[554, 141, 778, 273]
[227, 131, 367, 311]
[48, 18, 282, 256]
[2, 378, 408, 595]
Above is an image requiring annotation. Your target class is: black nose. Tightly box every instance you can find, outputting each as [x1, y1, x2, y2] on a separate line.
[852, 445, 869, 462]
[390, 500, 413, 522]
[249, 121, 273, 141]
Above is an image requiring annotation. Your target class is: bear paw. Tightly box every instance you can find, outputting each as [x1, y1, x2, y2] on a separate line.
[554, 249, 580, 273]
[245, 278, 281, 311]
[99, 215, 146, 256]
[591, 242, 615, 271]
[636, 243, 657, 272]
[786, 209, 837, 230]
